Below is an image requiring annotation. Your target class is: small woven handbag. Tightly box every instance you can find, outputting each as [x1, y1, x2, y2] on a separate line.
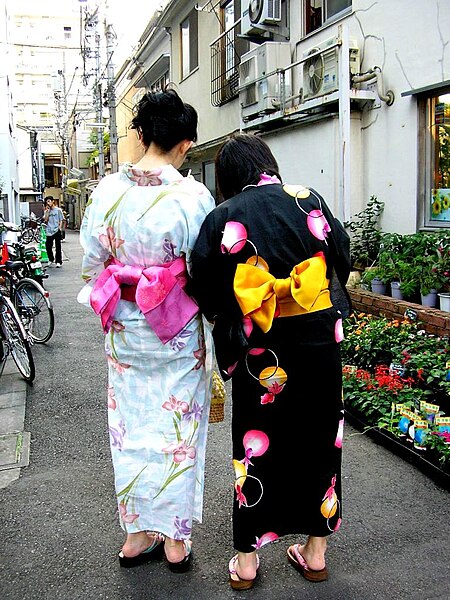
[209, 370, 226, 423]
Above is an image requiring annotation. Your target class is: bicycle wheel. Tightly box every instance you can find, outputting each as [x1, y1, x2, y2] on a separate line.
[20, 228, 34, 244]
[14, 277, 55, 343]
[0, 295, 35, 382]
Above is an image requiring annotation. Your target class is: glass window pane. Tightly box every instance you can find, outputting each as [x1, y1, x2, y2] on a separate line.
[326, 0, 351, 20]
[430, 94, 450, 222]
[181, 18, 190, 78]
[305, 1, 323, 35]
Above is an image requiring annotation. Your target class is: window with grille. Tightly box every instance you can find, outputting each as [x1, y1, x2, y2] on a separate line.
[211, 1, 249, 107]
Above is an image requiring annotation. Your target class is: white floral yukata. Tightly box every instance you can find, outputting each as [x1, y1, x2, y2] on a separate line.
[78, 163, 215, 539]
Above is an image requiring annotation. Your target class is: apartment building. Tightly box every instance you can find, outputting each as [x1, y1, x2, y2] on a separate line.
[115, 0, 450, 234]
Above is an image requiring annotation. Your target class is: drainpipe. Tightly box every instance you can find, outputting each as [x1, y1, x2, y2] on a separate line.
[352, 67, 395, 105]
[338, 23, 351, 223]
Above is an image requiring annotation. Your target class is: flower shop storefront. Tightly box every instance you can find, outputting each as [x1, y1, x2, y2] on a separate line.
[341, 303, 450, 490]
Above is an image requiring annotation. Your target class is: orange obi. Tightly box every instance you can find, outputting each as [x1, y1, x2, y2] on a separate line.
[233, 253, 332, 333]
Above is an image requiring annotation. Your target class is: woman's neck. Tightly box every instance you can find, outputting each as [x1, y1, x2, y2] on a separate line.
[134, 144, 177, 171]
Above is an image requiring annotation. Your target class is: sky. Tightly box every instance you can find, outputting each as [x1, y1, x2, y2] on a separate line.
[103, 0, 162, 69]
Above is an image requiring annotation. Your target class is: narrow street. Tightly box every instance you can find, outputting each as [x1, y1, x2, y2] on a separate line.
[0, 231, 448, 600]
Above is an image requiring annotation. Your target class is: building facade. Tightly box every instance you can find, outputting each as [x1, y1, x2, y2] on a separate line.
[115, 0, 450, 234]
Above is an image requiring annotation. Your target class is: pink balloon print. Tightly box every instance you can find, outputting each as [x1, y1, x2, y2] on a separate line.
[243, 430, 269, 458]
[221, 221, 248, 254]
[335, 418, 344, 448]
[306, 210, 331, 241]
[242, 316, 253, 337]
[335, 318, 344, 343]
[252, 532, 279, 549]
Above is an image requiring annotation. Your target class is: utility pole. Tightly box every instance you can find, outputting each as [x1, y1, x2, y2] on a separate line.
[95, 28, 105, 178]
[105, 20, 118, 173]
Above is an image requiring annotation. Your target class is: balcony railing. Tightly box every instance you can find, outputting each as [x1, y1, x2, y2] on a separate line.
[211, 18, 248, 107]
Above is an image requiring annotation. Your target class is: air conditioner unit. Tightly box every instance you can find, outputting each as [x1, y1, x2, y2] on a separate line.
[242, 0, 282, 36]
[302, 37, 360, 101]
[239, 42, 291, 120]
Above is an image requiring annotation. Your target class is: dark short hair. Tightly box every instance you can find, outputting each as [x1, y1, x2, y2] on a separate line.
[44, 195, 54, 201]
[215, 133, 281, 200]
[129, 88, 198, 152]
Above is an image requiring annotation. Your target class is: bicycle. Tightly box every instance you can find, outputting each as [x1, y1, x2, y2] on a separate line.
[0, 290, 35, 382]
[0, 257, 55, 344]
[20, 213, 44, 244]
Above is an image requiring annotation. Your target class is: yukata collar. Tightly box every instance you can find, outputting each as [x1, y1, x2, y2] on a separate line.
[121, 162, 184, 187]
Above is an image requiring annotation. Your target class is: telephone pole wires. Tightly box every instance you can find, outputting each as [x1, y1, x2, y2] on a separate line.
[105, 21, 118, 173]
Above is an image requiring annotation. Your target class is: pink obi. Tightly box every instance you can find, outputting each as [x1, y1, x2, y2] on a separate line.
[90, 256, 199, 344]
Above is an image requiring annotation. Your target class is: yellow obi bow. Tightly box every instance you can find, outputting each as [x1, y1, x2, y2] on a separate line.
[234, 254, 332, 333]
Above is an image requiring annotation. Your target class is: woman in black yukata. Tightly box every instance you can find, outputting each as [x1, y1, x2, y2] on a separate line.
[191, 133, 352, 590]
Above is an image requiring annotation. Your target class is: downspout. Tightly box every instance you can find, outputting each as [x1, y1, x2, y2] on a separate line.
[338, 23, 351, 223]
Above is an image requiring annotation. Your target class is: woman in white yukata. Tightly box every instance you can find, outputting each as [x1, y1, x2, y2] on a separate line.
[78, 89, 215, 571]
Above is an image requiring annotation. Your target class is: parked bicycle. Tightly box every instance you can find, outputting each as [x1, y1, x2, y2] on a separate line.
[0, 256, 55, 344]
[20, 213, 45, 245]
[0, 290, 35, 382]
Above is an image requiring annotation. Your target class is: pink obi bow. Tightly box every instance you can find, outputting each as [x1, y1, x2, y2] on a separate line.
[89, 257, 199, 344]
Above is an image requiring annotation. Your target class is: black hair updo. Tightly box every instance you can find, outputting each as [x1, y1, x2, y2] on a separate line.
[129, 88, 198, 152]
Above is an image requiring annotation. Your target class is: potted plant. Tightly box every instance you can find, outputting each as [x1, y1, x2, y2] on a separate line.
[344, 196, 384, 271]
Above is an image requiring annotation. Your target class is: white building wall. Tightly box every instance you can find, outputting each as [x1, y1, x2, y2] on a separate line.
[0, 0, 19, 222]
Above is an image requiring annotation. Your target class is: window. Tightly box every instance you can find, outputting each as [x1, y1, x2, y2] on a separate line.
[304, 0, 352, 35]
[425, 92, 450, 226]
[181, 10, 198, 79]
[211, 1, 249, 106]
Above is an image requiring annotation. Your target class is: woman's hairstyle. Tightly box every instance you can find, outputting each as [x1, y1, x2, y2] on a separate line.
[215, 133, 281, 200]
[129, 88, 198, 152]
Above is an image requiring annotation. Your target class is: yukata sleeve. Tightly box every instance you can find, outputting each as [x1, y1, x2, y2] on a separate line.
[311, 188, 352, 316]
[77, 192, 110, 307]
[190, 209, 228, 323]
[178, 180, 216, 277]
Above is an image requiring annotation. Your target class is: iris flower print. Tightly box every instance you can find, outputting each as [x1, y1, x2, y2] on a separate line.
[220, 221, 248, 254]
[107, 385, 117, 410]
[111, 320, 125, 333]
[162, 394, 189, 414]
[169, 328, 192, 351]
[252, 532, 279, 549]
[162, 440, 197, 464]
[110, 419, 126, 450]
[129, 167, 163, 186]
[174, 516, 192, 539]
[119, 502, 139, 524]
[182, 400, 203, 423]
[107, 355, 131, 374]
[192, 333, 206, 370]
[162, 238, 177, 263]
[99, 226, 125, 252]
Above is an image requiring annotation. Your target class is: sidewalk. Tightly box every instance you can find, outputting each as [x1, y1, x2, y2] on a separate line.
[0, 230, 449, 600]
[0, 360, 30, 488]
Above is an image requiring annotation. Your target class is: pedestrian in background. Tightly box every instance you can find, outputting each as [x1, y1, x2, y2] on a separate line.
[78, 89, 215, 572]
[191, 133, 351, 590]
[43, 195, 64, 267]
[53, 197, 67, 241]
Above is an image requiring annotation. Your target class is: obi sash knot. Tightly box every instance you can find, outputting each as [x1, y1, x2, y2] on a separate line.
[234, 253, 332, 333]
[90, 256, 198, 343]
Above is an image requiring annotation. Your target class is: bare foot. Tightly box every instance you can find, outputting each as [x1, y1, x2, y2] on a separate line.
[120, 531, 162, 558]
[296, 536, 327, 571]
[164, 537, 189, 563]
[229, 551, 258, 582]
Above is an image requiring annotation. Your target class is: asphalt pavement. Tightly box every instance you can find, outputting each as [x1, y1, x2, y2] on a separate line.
[0, 230, 449, 600]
